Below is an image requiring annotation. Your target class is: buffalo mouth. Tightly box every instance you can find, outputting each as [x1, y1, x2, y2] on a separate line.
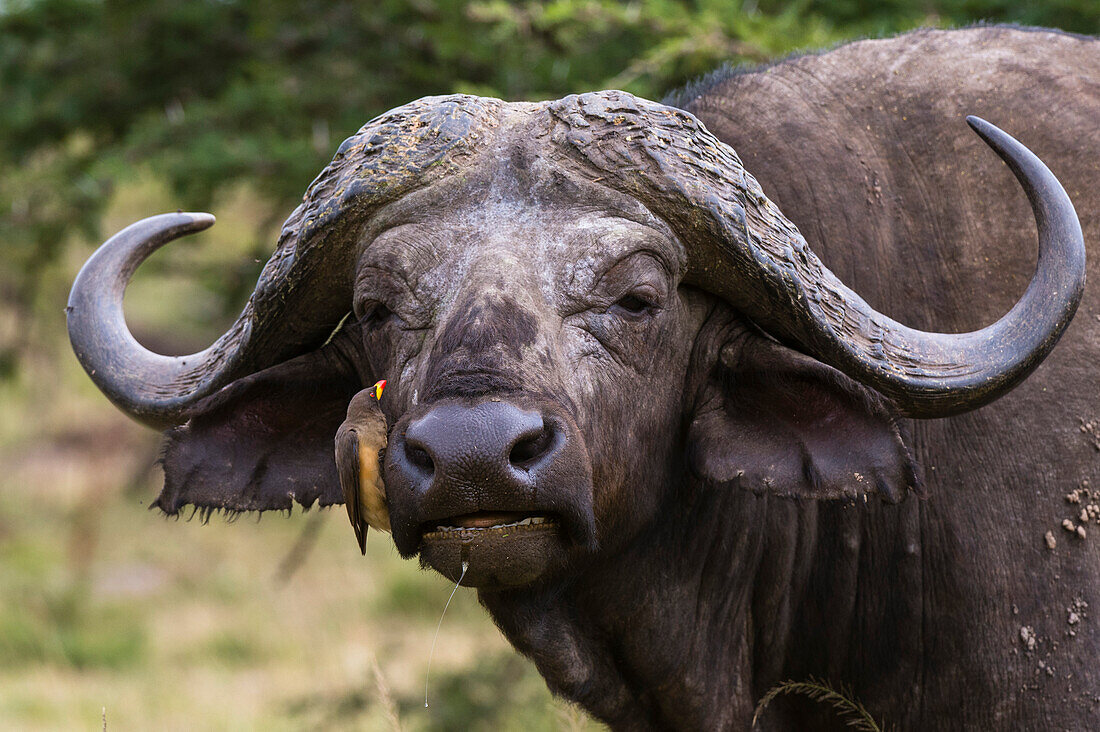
[421, 511, 559, 538]
[417, 510, 570, 589]
[386, 398, 597, 589]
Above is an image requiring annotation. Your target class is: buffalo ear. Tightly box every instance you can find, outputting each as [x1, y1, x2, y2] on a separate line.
[155, 327, 366, 516]
[687, 335, 920, 502]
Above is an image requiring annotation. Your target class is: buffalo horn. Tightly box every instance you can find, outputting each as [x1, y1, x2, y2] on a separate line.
[66, 213, 253, 429]
[769, 117, 1085, 417]
[551, 94, 1086, 417]
[67, 96, 1087, 426]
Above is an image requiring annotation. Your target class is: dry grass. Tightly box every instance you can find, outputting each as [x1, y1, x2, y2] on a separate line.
[753, 678, 885, 731]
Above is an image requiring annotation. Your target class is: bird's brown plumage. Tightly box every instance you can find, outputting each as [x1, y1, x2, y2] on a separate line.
[335, 385, 389, 554]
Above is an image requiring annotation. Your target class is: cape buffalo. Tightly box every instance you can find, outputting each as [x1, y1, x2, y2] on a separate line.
[67, 26, 1098, 730]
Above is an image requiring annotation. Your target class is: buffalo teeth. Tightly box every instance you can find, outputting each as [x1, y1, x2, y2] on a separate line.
[434, 516, 552, 532]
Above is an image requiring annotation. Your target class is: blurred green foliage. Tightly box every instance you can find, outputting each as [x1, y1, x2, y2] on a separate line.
[0, 0, 1096, 372]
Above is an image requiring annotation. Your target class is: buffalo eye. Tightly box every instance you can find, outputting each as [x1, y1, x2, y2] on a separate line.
[360, 301, 393, 327]
[611, 293, 656, 317]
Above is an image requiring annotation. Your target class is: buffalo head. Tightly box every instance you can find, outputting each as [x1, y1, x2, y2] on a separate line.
[67, 91, 1084, 590]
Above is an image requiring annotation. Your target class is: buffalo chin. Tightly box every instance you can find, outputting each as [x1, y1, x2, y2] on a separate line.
[419, 523, 567, 588]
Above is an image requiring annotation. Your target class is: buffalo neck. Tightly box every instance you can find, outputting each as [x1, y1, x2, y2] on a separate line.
[479, 478, 926, 730]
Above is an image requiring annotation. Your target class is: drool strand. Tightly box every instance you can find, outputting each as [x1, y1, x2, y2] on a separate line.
[424, 560, 469, 708]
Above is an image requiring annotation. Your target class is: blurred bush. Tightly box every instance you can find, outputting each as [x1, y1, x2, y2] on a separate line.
[1, 0, 1095, 377]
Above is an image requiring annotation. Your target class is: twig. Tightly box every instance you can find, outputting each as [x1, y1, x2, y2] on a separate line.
[273, 511, 325, 584]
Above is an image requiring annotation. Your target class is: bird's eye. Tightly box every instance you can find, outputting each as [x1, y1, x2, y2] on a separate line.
[613, 293, 653, 315]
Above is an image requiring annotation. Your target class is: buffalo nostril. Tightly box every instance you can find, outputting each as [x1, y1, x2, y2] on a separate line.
[509, 422, 554, 469]
[406, 442, 435, 475]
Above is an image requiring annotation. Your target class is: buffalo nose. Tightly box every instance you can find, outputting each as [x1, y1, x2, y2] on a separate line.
[398, 401, 559, 492]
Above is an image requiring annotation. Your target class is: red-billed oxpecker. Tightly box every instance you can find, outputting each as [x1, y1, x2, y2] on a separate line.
[335, 379, 389, 553]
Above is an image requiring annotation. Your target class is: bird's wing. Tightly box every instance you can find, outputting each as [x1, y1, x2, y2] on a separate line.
[335, 423, 367, 554]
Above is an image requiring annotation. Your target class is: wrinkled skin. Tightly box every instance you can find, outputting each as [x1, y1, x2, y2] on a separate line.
[361, 162, 693, 562]
[136, 26, 1098, 731]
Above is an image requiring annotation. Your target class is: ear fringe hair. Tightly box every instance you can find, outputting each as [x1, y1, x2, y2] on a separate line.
[150, 501, 336, 523]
